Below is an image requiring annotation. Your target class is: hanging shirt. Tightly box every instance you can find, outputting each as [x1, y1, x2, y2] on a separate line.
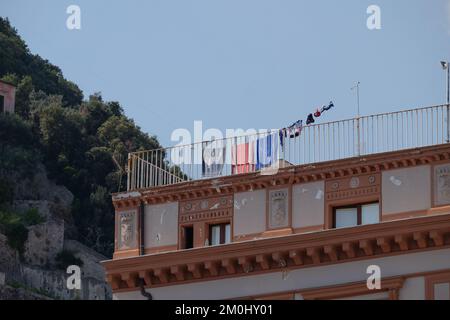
[202, 140, 226, 178]
[256, 132, 279, 170]
[231, 141, 255, 174]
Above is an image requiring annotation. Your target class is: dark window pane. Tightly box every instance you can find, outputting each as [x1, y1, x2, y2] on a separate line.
[0, 95, 4, 113]
[183, 226, 193, 249]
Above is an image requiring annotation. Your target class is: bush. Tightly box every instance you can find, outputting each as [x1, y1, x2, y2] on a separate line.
[4, 223, 28, 254]
[0, 178, 14, 205]
[0, 207, 44, 255]
[22, 208, 45, 226]
[0, 211, 29, 255]
[55, 250, 83, 270]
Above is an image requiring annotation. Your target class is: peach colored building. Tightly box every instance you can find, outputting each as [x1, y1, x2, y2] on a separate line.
[0, 80, 16, 114]
[103, 105, 450, 300]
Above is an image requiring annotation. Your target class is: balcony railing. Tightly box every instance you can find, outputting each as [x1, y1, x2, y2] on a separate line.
[127, 104, 450, 191]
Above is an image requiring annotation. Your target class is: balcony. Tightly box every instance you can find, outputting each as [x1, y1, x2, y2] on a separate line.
[126, 104, 450, 191]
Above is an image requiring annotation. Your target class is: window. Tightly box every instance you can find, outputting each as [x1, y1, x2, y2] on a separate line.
[334, 202, 379, 228]
[0, 95, 4, 113]
[209, 223, 231, 246]
[182, 226, 194, 249]
[425, 271, 450, 300]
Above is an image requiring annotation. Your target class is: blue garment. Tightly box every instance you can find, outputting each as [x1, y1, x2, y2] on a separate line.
[256, 132, 279, 170]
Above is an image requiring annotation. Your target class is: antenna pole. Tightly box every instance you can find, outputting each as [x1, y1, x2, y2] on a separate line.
[351, 82, 361, 156]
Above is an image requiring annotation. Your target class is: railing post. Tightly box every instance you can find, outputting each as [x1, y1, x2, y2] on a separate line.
[356, 116, 361, 157]
[447, 102, 450, 143]
[127, 153, 131, 191]
[447, 65, 450, 142]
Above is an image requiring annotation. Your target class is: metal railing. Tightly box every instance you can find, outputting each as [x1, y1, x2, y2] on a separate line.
[127, 104, 450, 191]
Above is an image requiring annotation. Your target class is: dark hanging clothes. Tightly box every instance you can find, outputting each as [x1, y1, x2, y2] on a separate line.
[306, 113, 315, 125]
[279, 129, 285, 147]
[288, 120, 303, 138]
[322, 101, 334, 112]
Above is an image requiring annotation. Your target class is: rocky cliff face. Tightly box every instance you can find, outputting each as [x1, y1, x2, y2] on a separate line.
[0, 166, 112, 300]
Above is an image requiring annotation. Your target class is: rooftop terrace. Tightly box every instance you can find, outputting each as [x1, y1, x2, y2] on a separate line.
[126, 104, 450, 191]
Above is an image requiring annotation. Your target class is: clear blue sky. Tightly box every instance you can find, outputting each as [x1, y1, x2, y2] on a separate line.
[2, 0, 450, 147]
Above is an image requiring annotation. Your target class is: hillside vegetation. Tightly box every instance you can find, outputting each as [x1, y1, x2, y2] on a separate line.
[0, 17, 162, 256]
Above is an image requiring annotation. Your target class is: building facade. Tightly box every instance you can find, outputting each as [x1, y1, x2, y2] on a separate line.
[0, 80, 16, 114]
[103, 106, 450, 300]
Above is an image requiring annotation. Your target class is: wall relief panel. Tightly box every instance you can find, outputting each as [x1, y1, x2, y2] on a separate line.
[434, 164, 450, 206]
[268, 189, 289, 229]
[117, 210, 138, 250]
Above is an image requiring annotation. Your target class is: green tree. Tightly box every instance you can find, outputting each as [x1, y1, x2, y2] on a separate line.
[0, 17, 176, 257]
[0, 17, 83, 106]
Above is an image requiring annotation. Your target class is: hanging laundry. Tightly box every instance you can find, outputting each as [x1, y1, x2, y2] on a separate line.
[280, 100, 334, 142]
[231, 140, 255, 174]
[256, 132, 279, 170]
[306, 113, 315, 125]
[321, 101, 334, 112]
[288, 120, 303, 138]
[279, 129, 285, 148]
[314, 108, 321, 118]
[202, 140, 226, 177]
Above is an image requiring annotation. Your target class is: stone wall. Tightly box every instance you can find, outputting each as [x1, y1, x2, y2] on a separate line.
[0, 234, 112, 300]
[0, 284, 52, 300]
[15, 200, 65, 267]
[0, 164, 112, 300]
[19, 263, 110, 300]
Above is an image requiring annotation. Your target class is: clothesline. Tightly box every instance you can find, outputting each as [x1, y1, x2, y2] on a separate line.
[201, 101, 336, 177]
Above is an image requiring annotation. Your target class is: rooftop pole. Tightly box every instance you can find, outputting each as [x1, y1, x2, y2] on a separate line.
[351, 81, 361, 156]
[441, 61, 450, 142]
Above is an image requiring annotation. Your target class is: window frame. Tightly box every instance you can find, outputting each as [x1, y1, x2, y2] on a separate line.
[208, 222, 231, 246]
[333, 201, 380, 229]
[181, 225, 194, 249]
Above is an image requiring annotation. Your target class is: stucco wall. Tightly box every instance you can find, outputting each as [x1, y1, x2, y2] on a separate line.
[144, 202, 178, 248]
[233, 190, 266, 237]
[292, 181, 325, 229]
[382, 165, 431, 215]
[114, 248, 450, 300]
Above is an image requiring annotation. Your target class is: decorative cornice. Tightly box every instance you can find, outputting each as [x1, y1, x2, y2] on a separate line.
[111, 144, 450, 208]
[103, 213, 450, 292]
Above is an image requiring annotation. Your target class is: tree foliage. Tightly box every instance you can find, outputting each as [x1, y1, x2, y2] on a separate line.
[0, 18, 83, 106]
[0, 17, 164, 256]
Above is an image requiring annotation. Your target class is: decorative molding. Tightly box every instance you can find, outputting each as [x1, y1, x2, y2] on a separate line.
[179, 195, 233, 223]
[103, 213, 450, 292]
[111, 145, 450, 207]
[325, 173, 380, 202]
